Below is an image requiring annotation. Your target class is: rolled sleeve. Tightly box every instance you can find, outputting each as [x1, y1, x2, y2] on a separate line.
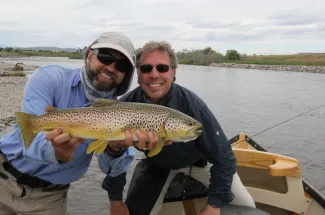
[208, 196, 226, 208]
[97, 147, 135, 177]
[99, 147, 135, 201]
[102, 172, 127, 201]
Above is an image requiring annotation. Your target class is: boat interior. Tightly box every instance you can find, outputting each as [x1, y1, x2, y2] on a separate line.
[159, 132, 325, 215]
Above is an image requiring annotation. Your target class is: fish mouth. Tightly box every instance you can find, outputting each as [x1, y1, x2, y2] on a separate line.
[187, 125, 203, 137]
[195, 128, 202, 136]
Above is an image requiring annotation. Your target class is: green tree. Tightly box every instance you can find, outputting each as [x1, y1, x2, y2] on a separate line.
[4, 47, 13, 52]
[203, 47, 212, 55]
[226, 49, 241, 60]
[176, 47, 225, 65]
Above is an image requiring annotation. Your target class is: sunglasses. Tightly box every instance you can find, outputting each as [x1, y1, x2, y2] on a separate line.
[139, 64, 170, 73]
[92, 49, 132, 73]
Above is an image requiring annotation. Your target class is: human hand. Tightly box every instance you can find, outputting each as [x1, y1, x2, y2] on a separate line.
[109, 200, 129, 215]
[199, 204, 220, 215]
[45, 128, 85, 162]
[108, 130, 172, 151]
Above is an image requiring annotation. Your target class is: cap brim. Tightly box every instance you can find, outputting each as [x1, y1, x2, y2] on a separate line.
[91, 43, 135, 67]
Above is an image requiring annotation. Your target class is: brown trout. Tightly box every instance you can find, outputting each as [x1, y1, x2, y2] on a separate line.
[15, 99, 203, 157]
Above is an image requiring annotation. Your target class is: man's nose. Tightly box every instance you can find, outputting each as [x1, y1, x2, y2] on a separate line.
[150, 67, 160, 77]
[105, 62, 117, 72]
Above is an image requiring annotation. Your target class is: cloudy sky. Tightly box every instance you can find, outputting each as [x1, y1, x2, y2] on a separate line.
[1, 0, 324, 55]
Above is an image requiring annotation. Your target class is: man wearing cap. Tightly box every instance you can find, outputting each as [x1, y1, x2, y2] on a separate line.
[0, 32, 155, 215]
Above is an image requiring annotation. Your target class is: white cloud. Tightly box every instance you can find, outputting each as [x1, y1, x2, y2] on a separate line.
[0, 0, 324, 54]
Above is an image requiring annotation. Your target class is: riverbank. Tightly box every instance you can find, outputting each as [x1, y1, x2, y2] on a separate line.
[0, 76, 26, 132]
[209, 63, 325, 73]
[0, 50, 82, 59]
[0, 61, 39, 76]
[2, 54, 325, 75]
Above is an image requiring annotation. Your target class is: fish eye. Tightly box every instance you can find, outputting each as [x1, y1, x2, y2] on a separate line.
[189, 122, 193, 126]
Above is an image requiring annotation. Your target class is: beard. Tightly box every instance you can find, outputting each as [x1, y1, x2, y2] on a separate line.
[86, 64, 119, 91]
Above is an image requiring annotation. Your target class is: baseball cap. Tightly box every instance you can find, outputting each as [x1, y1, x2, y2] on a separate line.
[87, 32, 136, 67]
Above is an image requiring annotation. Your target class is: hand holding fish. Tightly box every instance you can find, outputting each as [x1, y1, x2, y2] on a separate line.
[108, 130, 172, 151]
[45, 128, 85, 162]
[46, 129, 161, 161]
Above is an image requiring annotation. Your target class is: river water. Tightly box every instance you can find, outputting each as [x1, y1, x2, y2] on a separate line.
[1, 57, 325, 214]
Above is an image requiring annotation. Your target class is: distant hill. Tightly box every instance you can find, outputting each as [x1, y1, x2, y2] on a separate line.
[15, 46, 79, 52]
[296, 52, 325, 55]
[0, 45, 78, 52]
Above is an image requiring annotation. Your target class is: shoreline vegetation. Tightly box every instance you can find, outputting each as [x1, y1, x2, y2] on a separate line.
[1, 47, 325, 75]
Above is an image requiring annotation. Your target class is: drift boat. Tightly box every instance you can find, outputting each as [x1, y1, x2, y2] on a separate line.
[159, 132, 325, 215]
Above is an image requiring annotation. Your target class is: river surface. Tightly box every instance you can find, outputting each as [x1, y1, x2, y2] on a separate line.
[1, 56, 325, 214]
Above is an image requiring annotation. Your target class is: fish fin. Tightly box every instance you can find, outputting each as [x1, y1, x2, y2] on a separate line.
[45, 105, 56, 112]
[95, 141, 109, 154]
[147, 138, 165, 157]
[86, 137, 105, 154]
[92, 99, 119, 107]
[15, 112, 39, 149]
[42, 129, 53, 132]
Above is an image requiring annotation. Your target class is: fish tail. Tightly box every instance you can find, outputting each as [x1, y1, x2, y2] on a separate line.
[15, 112, 39, 149]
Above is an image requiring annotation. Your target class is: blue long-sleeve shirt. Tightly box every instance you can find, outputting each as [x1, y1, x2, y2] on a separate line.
[0, 65, 134, 185]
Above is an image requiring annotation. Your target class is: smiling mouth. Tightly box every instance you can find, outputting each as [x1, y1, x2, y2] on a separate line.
[100, 73, 112, 79]
[99, 72, 117, 81]
[147, 83, 162, 87]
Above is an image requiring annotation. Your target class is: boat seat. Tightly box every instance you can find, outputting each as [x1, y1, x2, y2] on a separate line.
[163, 173, 208, 203]
[232, 132, 301, 178]
[163, 173, 270, 215]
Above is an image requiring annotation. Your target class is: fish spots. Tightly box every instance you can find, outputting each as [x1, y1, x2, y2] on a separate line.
[31, 101, 201, 145]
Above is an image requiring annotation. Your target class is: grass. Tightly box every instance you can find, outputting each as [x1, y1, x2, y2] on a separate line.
[0, 71, 26, 77]
[16, 50, 83, 59]
[233, 53, 325, 66]
[0, 50, 83, 59]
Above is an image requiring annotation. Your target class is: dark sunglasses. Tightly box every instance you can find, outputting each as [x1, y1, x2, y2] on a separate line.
[139, 64, 170, 73]
[92, 49, 132, 73]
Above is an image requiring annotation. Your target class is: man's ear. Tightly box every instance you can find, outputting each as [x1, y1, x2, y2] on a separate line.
[86, 49, 92, 64]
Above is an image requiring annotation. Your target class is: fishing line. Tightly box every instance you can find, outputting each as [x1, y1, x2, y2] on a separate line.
[249, 104, 325, 139]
